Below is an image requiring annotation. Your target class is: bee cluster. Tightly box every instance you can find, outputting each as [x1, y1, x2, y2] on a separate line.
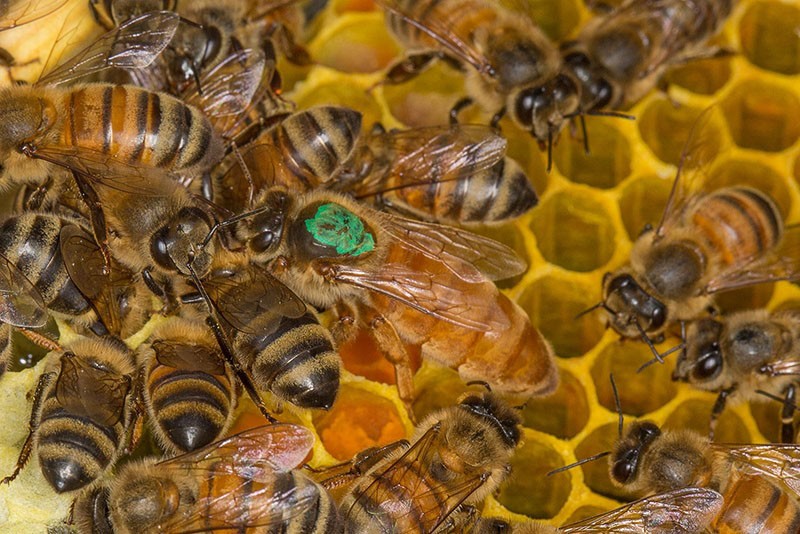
[1, 0, 800, 532]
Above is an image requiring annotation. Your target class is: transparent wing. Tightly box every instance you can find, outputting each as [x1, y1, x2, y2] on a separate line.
[706, 224, 800, 293]
[654, 106, 721, 238]
[0, 0, 68, 31]
[55, 352, 131, 426]
[37, 11, 179, 86]
[325, 261, 509, 331]
[383, 214, 527, 282]
[375, 0, 495, 75]
[204, 265, 307, 335]
[560, 487, 723, 533]
[0, 253, 47, 328]
[346, 424, 488, 532]
[715, 444, 800, 501]
[151, 339, 226, 375]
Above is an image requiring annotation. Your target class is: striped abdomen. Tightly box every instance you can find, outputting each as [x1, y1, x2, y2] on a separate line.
[36, 383, 126, 493]
[691, 186, 782, 269]
[384, 0, 496, 49]
[266, 106, 362, 187]
[234, 312, 340, 410]
[713, 473, 800, 533]
[0, 213, 91, 318]
[144, 357, 235, 454]
[62, 84, 222, 176]
[374, 156, 537, 224]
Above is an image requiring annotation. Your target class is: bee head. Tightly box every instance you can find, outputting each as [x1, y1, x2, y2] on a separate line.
[602, 272, 667, 340]
[610, 420, 661, 486]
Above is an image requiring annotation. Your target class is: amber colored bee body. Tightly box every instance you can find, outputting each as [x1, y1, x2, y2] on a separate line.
[137, 317, 238, 454]
[73, 424, 342, 533]
[563, 0, 734, 112]
[2, 337, 136, 493]
[332, 391, 520, 532]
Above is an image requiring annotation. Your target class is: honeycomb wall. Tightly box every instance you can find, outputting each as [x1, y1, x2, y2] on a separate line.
[1, 0, 800, 530]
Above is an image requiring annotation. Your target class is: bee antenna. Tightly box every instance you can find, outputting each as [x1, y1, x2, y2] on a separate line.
[547, 451, 611, 476]
[579, 113, 590, 155]
[581, 110, 636, 122]
[609, 373, 623, 437]
[546, 126, 554, 173]
[465, 380, 492, 392]
[575, 300, 608, 320]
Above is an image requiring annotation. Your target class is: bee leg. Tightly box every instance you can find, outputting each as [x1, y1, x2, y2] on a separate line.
[384, 52, 441, 86]
[708, 387, 734, 441]
[490, 107, 506, 129]
[780, 384, 797, 444]
[268, 23, 313, 66]
[1, 371, 57, 485]
[368, 315, 417, 423]
[314, 440, 410, 490]
[23, 175, 53, 211]
[450, 97, 474, 125]
[330, 302, 357, 345]
[71, 171, 112, 272]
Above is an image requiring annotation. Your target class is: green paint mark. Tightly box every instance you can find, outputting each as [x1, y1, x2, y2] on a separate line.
[305, 203, 375, 256]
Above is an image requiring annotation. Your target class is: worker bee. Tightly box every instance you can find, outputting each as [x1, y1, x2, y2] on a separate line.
[185, 251, 341, 411]
[1, 0, 68, 31]
[561, 0, 734, 114]
[673, 309, 800, 441]
[1, 335, 137, 493]
[72, 423, 342, 533]
[332, 122, 539, 226]
[472, 487, 724, 534]
[317, 390, 521, 532]
[136, 316, 238, 454]
[587, 108, 797, 360]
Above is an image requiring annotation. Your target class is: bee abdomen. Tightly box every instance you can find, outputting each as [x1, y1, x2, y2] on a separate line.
[269, 107, 362, 186]
[240, 313, 340, 410]
[147, 368, 234, 452]
[692, 187, 782, 267]
[64, 84, 220, 175]
[716, 475, 800, 532]
[0, 213, 91, 317]
[37, 401, 121, 493]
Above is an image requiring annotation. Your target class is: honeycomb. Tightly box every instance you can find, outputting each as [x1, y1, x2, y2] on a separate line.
[1, 0, 800, 531]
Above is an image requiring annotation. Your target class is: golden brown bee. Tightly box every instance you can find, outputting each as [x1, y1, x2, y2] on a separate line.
[188, 252, 342, 410]
[0, 0, 68, 31]
[320, 391, 520, 532]
[136, 316, 238, 454]
[589, 109, 795, 360]
[673, 309, 800, 441]
[72, 424, 343, 533]
[1, 336, 137, 493]
[562, 0, 734, 114]
[472, 487, 723, 534]
[376, 0, 568, 162]
[333, 122, 539, 226]
[601, 420, 800, 533]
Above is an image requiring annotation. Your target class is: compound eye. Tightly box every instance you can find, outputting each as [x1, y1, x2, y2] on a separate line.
[607, 274, 633, 294]
[649, 300, 666, 329]
[611, 451, 637, 484]
[250, 230, 275, 254]
[635, 422, 661, 445]
[591, 78, 613, 109]
[150, 227, 175, 270]
[202, 26, 222, 64]
[514, 86, 548, 126]
[693, 342, 723, 381]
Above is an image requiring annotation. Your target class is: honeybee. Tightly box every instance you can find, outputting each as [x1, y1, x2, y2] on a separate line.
[320, 390, 521, 532]
[185, 250, 341, 411]
[561, 0, 733, 114]
[136, 316, 238, 454]
[589, 108, 798, 360]
[673, 309, 800, 441]
[1, 335, 137, 493]
[332, 122, 539, 226]
[72, 423, 343, 533]
[471, 487, 724, 533]
[1, 0, 68, 31]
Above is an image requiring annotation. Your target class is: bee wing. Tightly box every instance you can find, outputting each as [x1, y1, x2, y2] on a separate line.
[714, 443, 800, 501]
[156, 469, 326, 533]
[160, 424, 314, 475]
[654, 107, 721, 238]
[706, 224, 800, 293]
[346, 124, 507, 198]
[346, 423, 488, 531]
[59, 224, 138, 337]
[328, 262, 508, 331]
[559, 487, 723, 533]
[206, 266, 307, 335]
[29, 143, 179, 196]
[151, 339, 226, 375]
[55, 353, 131, 427]
[384, 215, 527, 282]
[0, 0, 68, 31]
[182, 48, 267, 126]
[375, 0, 495, 75]
[37, 11, 179, 86]
[0, 252, 48, 328]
